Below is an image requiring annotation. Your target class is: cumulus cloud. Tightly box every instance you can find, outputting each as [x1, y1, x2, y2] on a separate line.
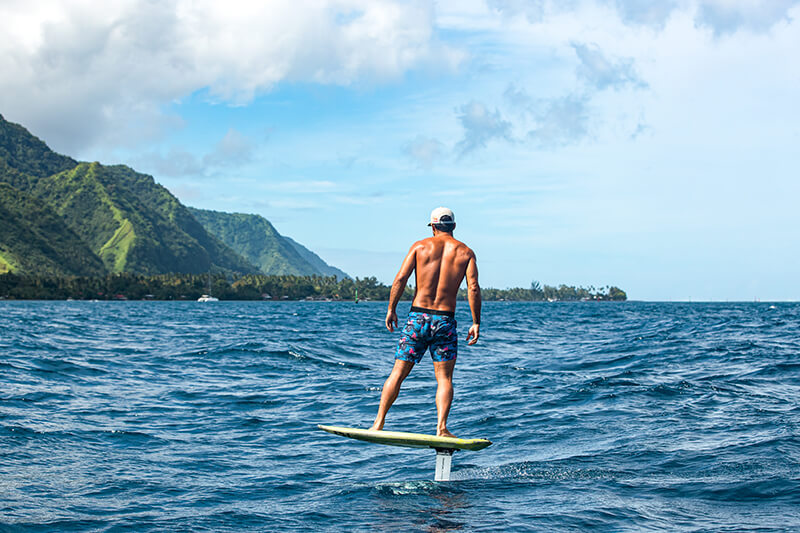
[606, 0, 800, 34]
[607, 0, 679, 29]
[455, 101, 513, 155]
[0, 0, 461, 154]
[503, 83, 534, 111]
[488, 0, 547, 22]
[403, 136, 445, 168]
[471, 86, 592, 151]
[133, 128, 254, 178]
[488, 0, 673, 27]
[505, 84, 593, 148]
[485, 0, 797, 35]
[527, 95, 591, 148]
[695, 0, 800, 36]
[571, 42, 647, 91]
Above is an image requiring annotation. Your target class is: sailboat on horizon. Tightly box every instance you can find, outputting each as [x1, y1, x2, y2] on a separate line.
[198, 271, 219, 302]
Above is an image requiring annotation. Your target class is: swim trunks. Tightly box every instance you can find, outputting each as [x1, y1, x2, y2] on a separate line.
[395, 306, 458, 364]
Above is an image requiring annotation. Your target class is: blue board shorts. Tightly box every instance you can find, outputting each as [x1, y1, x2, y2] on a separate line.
[395, 306, 458, 364]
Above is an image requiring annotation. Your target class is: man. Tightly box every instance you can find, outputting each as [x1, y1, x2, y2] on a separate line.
[369, 207, 481, 438]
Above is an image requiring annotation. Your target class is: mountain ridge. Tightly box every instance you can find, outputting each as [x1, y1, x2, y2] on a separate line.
[188, 207, 348, 279]
[283, 236, 348, 280]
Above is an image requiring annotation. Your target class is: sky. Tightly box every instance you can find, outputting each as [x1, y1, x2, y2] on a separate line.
[1, 0, 798, 300]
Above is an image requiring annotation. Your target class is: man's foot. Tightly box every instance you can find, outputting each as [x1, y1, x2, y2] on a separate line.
[368, 421, 384, 432]
[437, 429, 457, 438]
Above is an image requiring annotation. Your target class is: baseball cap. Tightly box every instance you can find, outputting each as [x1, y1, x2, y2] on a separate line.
[428, 207, 455, 226]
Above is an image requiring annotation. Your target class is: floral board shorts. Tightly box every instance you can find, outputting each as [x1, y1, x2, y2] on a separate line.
[395, 306, 458, 364]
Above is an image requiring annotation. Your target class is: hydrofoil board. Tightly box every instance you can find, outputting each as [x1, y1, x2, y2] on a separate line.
[318, 425, 492, 451]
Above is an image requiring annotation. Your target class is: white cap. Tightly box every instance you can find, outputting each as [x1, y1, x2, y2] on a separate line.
[428, 207, 455, 226]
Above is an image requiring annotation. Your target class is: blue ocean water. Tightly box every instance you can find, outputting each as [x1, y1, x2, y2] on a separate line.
[1, 301, 799, 531]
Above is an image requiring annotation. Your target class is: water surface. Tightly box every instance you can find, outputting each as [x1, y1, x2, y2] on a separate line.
[1, 301, 799, 531]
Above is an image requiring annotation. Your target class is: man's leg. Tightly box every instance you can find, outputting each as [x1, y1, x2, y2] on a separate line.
[369, 359, 414, 431]
[433, 358, 457, 438]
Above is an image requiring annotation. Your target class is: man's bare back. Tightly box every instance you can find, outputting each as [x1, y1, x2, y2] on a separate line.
[385, 233, 481, 341]
[407, 234, 474, 312]
[370, 207, 481, 438]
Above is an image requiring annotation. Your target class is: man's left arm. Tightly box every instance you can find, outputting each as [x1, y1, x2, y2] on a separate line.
[386, 244, 417, 332]
[465, 252, 481, 345]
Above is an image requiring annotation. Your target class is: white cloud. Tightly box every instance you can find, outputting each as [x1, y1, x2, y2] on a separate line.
[695, 0, 800, 36]
[607, 0, 679, 28]
[132, 128, 254, 178]
[503, 83, 534, 110]
[486, 0, 672, 28]
[466, 0, 799, 36]
[571, 42, 646, 90]
[607, 0, 800, 34]
[455, 100, 513, 155]
[501, 83, 594, 148]
[0, 0, 462, 154]
[527, 94, 591, 148]
[487, 0, 550, 22]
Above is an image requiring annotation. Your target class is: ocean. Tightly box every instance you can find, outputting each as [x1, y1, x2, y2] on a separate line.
[1, 301, 798, 531]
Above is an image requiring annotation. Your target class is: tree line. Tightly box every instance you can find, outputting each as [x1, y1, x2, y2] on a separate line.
[461, 281, 627, 301]
[0, 273, 626, 301]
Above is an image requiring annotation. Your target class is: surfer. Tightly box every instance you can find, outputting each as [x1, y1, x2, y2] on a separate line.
[369, 207, 481, 438]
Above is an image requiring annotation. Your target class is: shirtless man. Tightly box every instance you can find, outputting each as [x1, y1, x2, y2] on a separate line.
[369, 207, 481, 438]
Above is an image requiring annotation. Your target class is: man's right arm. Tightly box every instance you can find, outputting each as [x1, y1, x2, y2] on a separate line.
[386, 243, 417, 332]
[465, 252, 481, 345]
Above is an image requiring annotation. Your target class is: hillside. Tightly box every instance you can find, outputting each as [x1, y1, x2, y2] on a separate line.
[188, 207, 348, 278]
[0, 183, 106, 276]
[31, 163, 257, 274]
[284, 236, 349, 279]
[0, 113, 77, 180]
[0, 114, 258, 275]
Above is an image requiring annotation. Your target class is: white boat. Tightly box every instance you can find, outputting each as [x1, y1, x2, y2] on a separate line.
[197, 294, 219, 302]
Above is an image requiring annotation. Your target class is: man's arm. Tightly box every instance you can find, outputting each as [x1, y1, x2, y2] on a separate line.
[385, 244, 417, 332]
[465, 253, 481, 345]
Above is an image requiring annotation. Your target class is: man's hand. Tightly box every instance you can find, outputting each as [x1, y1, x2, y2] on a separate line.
[466, 324, 480, 345]
[385, 309, 398, 332]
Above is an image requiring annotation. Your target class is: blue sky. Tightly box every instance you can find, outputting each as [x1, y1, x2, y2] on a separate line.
[1, 0, 798, 300]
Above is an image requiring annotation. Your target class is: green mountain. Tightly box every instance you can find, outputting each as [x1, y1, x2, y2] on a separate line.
[30, 162, 257, 274]
[188, 207, 348, 278]
[284, 236, 348, 279]
[0, 116, 77, 180]
[0, 113, 258, 276]
[0, 183, 106, 276]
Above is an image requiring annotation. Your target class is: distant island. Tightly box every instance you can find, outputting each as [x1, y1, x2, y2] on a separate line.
[473, 281, 627, 302]
[0, 273, 626, 301]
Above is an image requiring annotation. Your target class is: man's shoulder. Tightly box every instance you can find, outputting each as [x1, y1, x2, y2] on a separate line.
[411, 236, 474, 257]
[453, 237, 475, 257]
[411, 237, 434, 249]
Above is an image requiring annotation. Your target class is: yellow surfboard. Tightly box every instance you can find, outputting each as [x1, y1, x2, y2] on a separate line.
[318, 425, 492, 451]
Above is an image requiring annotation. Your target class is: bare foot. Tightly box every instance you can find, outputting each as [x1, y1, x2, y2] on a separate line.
[368, 422, 384, 432]
[437, 429, 457, 438]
